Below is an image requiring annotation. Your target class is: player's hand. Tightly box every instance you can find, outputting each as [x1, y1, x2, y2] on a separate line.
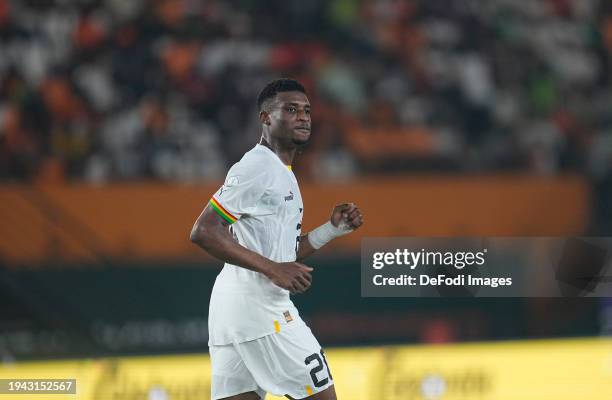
[267, 261, 313, 294]
[330, 203, 364, 231]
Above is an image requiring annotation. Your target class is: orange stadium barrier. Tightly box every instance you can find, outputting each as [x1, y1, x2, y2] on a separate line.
[0, 175, 590, 266]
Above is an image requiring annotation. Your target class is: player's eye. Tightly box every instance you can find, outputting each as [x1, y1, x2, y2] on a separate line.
[286, 106, 296, 113]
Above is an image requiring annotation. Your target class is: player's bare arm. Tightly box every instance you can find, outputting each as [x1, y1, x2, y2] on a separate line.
[296, 203, 364, 261]
[190, 206, 313, 294]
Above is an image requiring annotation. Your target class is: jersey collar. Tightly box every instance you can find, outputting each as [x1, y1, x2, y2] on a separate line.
[256, 144, 293, 171]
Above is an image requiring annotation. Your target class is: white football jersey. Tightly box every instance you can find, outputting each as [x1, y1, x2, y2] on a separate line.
[207, 144, 306, 345]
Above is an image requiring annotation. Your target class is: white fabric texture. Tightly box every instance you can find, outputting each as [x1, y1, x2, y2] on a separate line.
[307, 220, 352, 249]
[208, 144, 305, 345]
[210, 323, 333, 400]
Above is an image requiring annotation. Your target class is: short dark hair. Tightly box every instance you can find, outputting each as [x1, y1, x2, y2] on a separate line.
[257, 78, 306, 111]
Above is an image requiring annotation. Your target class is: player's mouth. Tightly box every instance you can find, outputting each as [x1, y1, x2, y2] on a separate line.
[293, 127, 310, 144]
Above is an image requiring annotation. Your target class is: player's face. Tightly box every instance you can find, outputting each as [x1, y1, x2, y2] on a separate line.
[265, 91, 311, 146]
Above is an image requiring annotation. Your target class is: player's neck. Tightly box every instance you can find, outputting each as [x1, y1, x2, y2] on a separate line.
[259, 137, 296, 166]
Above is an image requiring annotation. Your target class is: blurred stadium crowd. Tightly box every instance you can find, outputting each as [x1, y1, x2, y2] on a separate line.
[0, 0, 611, 369]
[1, 0, 612, 184]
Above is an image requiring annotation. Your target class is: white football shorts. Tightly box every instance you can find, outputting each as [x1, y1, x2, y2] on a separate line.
[209, 323, 334, 399]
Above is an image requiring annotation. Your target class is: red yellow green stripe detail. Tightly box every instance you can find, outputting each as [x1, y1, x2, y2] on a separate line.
[209, 197, 237, 224]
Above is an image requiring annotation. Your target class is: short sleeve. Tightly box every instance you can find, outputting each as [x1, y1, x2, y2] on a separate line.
[208, 163, 268, 224]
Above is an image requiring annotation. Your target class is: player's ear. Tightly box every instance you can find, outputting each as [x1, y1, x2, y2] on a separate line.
[259, 110, 271, 126]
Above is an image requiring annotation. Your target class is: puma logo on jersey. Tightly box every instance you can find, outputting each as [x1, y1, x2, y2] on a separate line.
[284, 191, 294, 201]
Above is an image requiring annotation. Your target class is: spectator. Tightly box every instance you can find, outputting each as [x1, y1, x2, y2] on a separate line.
[0, 0, 610, 186]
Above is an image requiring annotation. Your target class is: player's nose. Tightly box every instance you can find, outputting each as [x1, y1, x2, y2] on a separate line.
[297, 110, 310, 122]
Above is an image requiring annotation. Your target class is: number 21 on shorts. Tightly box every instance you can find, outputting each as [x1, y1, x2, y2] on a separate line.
[304, 349, 333, 387]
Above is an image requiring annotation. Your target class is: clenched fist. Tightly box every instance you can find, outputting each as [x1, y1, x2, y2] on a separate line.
[266, 261, 313, 294]
[330, 203, 364, 231]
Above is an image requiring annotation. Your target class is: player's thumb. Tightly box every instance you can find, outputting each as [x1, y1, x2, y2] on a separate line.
[294, 262, 313, 271]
